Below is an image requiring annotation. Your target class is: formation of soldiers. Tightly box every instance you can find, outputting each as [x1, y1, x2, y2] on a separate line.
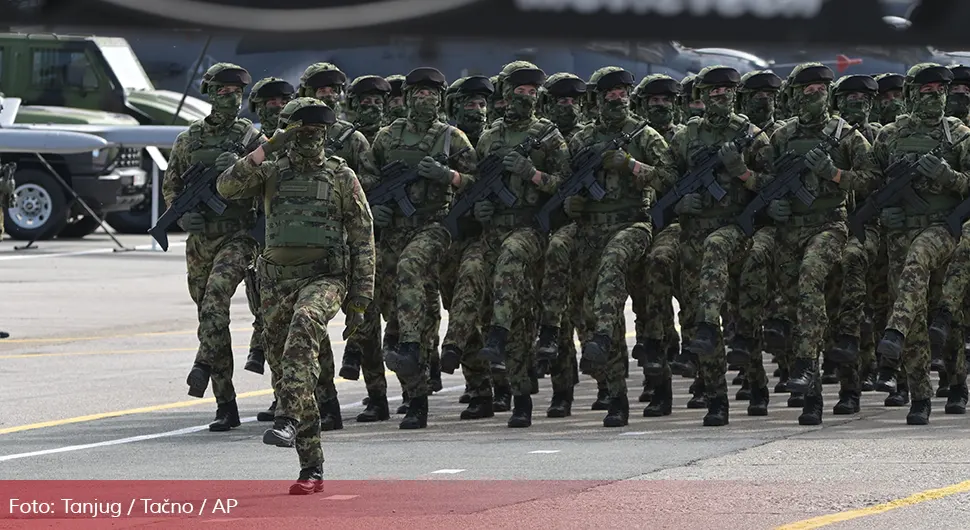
[162, 58, 970, 493]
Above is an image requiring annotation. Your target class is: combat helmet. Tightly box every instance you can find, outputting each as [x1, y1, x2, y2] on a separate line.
[736, 70, 781, 110]
[447, 75, 494, 117]
[539, 72, 586, 110]
[248, 77, 295, 113]
[386, 74, 406, 99]
[403, 67, 447, 96]
[298, 62, 348, 98]
[633, 74, 680, 116]
[874, 73, 905, 94]
[692, 65, 741, 100]
[830, 74, 878, 112]
[347, 75, 392, 111]
[949, 64, 970, 87]
[200, 62, 251, 94]
[277, 97, 337, 130]
[496, 60, 545, 98]
[903, 62, 953, 96]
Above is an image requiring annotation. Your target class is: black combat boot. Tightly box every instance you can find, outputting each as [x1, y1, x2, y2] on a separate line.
[288, 464, 324, 495]
[385, 342, 421, 377]
[827, 335, 859, 364]
[493, 385, 512, 412]
[821, 359, 838, 385]
[687, 379, 707, 409]
[591, 387, 611, 410]
[320, 397, 343, 432]
[688, 322, 718, 358]
[703, 394, 729, 426]
[689, 379, 699, 395]
[479, 325, 509, 368]
[735, 379, 752, 401]
[399, 395, 428, 429]
[209, 400, 241, 432]
[508, 395, 533, 428]
[257, 400, 277, 422]
[535, 325, 559, 371]
[397, 391, 410, 414]
[931, 355, 945, 374]
[786, 358, 816, 394]
[263, 416, 298, 447]
[0, 331, 9, 339]
[673, 346, 697, 378]
[529, 366, 540, 395]
[461, 395, 495, 420]
[732, 369, 745, 386]
[763, 318, 789, 353]
[643, 377, 672, 417]
[906, 399, 931, 425]
[747, 385, 769, 416]
[936, 370, 950, 398]
[787, 392, 805, 408]
[439, 344, 462, 374]
[874, 366, 898, 393]
[547, 388, 574, 418]
[245, 347, 265, 374]
[833, 390, 861, 415]
[638, 339, 666, 377]
[861, 362, 876, 392]
[774, 366, 789, 393]
[639, 380, 654, 402]
[458, 386, 472, 404]
[726, 335, 757, 367]
[877, 329, 905, 363]
[429, 364, 443, 393]
[356, 391, 390, 422]
[581, 333, 612, 373]
[186, 362, 211, 398]
[929, 308, 953, 349]
[338, 349, 362, 380]
[885, 382, 910, 407]
[798, 393, 824, 425]
[603, 394, 630, 427]
[946, 384, 968, 414]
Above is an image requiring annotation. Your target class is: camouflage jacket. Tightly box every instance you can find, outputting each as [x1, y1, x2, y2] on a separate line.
[328, 119, 370, 175]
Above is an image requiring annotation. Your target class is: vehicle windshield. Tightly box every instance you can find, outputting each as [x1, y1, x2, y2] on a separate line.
[98, 44, 154, 91]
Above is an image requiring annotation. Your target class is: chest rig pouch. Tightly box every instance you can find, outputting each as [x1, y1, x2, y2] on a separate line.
[265, 156, 347, 274]
[575, 119, 648, 226]
[487, 118, 558, 227]
[786, 117, 848, 216]
[892, 116, 961, 216]
[384, 119, 455, 223]
[186, 118, 260, 234]
[684, 115, 754, 216]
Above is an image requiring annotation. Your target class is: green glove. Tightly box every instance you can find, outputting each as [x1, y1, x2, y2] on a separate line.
[602, 149, 634, 175]
[178, 212, 206, 234]
[418, 155, 453, 185]
[263, 127, 297, 156]
[214, 152, 240, 172]
[474, 200, 495, 223]
[371, 204, 393, 228]
[718, 142, 747, 178]
[342, 296, 370, 340]
[804, 147, 839, 181]
[502, 151, 536, 180]
[564, 195, 586, 218]
[673, 193, 703, 216]
[880, 206, 906, 230]
[917, 153, 957, 186]
[767, 199, 792, 223]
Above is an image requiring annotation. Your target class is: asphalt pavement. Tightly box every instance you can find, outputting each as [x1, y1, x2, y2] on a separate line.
[2, 229, 970, 529]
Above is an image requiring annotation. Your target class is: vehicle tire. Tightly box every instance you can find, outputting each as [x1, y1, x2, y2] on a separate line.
[2, 169, 68, 241]
[106, 209, 151, 234]
[58, 215, 103, 238]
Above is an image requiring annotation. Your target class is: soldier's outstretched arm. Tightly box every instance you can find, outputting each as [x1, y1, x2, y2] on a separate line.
[216, 154, 270, 200]
[531, 128, 570, 193]
[341, 166, 376, 302]
[739, 130, 774, 192]
[162, 133, 191, 206]
[833, 129, 878, 194]
[633, 127, 677, 193]
[347, 130, 371, 174]
[447, 127, 479, 192]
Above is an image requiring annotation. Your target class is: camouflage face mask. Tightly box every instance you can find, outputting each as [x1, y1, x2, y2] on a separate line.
[257, 105, 283, 132]
[207, 85, 242, 123]
[291, 127, 328, 159]
[839, 96, 871, 124]
[743, 95, 775, 125]
[794, 88, 828, 122]
[911, 90, 945, 122]
[356, 101, 384, 127]
[548, 102, 581, 131]
[701, 89, 735, 123]
[387, 103, 408, 122]
[457, 104, 486, 137]
[947, 92, 970, 119]
[317, 91, 341, 112]
[646, 103, 674, 127]
[877, 98, 904, 124]
[504, 92, 537, 122]
[598, 95, 630, 125]
[408, 91, 440, 122]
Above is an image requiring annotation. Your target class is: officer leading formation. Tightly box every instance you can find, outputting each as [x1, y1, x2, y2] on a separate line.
[158, 60, 970, 494]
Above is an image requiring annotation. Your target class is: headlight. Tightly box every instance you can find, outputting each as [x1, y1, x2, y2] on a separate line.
[91, 147, 118, 170]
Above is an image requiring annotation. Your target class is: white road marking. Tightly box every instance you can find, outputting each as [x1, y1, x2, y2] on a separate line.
[430, 469, 465, 474]
[322, 495, 359, 501]
[0, 241, 186, 261]
[529, 450, 560, 454]
[0, 385, 466, 462]
[618, 431, 648, 436]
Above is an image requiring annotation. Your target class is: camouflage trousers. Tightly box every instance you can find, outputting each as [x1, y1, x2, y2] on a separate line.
[442, 236, 492, 397]
[885, 225, 958, 401]
[259, 266, 344, 470]
[938, 221, 970, 317]
[635, 223, 683, 362]
[681, 221, 748, 398]
[185, 230, 256, 405]
[343, 243, 387, 396]
[538, 222, 581, 393]
[735, 225, 776, 390]
[379, 222, 450, 398]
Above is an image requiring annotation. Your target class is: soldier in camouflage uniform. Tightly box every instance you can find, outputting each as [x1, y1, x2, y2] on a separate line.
[247, 77, 296, 423]
[163, 63, 264, 432]
[217, 97, 375, 495]
[384, 75, 408, 125]
[875, 63, 970, 424]
[534, 72, 587, 417]
[360, 67, 478, 429]
[945, 65, 970, 125]
[572, 66, 676, 427]
[439, 75, 494, 411]
[679, 74, 705, 122]
[822, 74, 884, 414]
[296, 63, 371, 430]
[672, 65, 770, 427]
[725, 70, 785, 415]
[768, 64, 876, 427]
[487, 74, 507, 126]
[473, 62, 572, 428]
[630, 74, 686, 415]
[871, 74, 906, 125]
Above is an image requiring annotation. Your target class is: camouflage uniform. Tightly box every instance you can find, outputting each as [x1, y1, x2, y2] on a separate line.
[574, 66, 676, 428]
[871, 74, 906, 126]
[359, 67, 478, 429]
[163, 63, 263, 431]
[671, 66, 770, 427]
[879, 65, 970, 424]
[487, 75, 507, 126]
[384, 75, 409, 125]
[217, 97, 375, 494]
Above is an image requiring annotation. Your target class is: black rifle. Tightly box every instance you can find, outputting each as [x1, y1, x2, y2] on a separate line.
[149, 162, 227, 251]
[443, 132, 551, 238]
[366, 146, 471, 217]
[850, 132, 970, 242]
[535, 120, 651, 233]
[327, 122, 358, 152]
[650, 127, 757, 230]
[737, 124, 858, 237]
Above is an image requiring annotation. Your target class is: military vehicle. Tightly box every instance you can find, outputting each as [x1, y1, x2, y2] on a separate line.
[0, 33, 210, 235]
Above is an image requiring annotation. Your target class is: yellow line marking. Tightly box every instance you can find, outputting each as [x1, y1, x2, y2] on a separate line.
[775, 480, 970, 529]
[0, 340, 347, 360]
[0, 327, 255, 344]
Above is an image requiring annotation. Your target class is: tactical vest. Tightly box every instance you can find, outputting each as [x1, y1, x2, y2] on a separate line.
[383, 118, 456, 222]
[264, 155, 347, 273]
[573, 118, 652, 225]
[185, 118, 259, 234]
[483, 118, 558, 226]
[329, 119, 360, 170]
[890, 116, 963, 215]
[783, 117, 848, 215]
[683, 114, 755, 217]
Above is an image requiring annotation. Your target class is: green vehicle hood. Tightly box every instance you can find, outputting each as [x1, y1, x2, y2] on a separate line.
[15, 106, 141, 125]
[126, 89, 211, 125]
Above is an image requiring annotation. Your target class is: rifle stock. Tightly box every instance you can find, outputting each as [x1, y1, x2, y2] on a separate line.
[148, 162, 229, 251]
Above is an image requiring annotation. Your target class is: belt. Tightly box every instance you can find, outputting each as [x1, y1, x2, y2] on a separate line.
[256, 255, 343, 281]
